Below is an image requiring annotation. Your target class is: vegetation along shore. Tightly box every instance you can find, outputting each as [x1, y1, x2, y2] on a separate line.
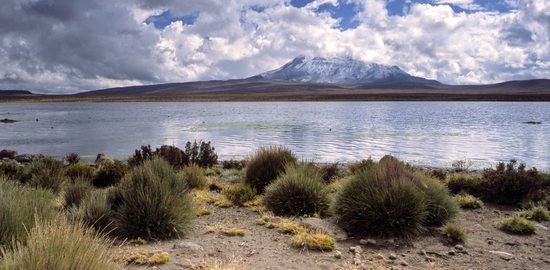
[0, 143, 549, 269]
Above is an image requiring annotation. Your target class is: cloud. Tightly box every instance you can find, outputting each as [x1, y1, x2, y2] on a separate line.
[0, 0, 549, 93]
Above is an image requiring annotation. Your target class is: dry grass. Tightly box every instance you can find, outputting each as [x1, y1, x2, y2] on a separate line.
[291, 231, 336, 251]
[190, 256, 245, 270]
[220, 228, 246, 237]
[121, 248, 170, 265]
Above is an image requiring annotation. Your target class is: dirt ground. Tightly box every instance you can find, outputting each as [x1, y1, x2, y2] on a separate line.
[120, 201, 549, 270]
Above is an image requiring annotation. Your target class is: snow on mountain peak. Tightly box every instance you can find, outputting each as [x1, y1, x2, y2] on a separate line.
[257, 56, 431, 85]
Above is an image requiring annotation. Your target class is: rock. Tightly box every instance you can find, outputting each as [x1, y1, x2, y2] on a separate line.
[505, 241, 519, 246]
[172, 241, 204, 252]
[300, 218, 348, 241]
[334, 251, 342, 259]
[418, 249, 427, 256]
[95, 153, 113, 166]
[388, 253, 397, 260]
[535, 224, 548, 230]
[472, 223, 488, 232]
[425, 256, 436, 262]
[454, 244, 464, 251]
[487, 240, 494, 245]
[386, 239, 395, 245]
[14, 154, 34, 163]
[489, 251, 514, 261]
[448, 250, 456, 256]
[359, 238, 377, 246]
[349, 246, 363, 255]
[353, 257, 362, 266]
[400, 260, 409, 266]
[0, 149, 17, 159]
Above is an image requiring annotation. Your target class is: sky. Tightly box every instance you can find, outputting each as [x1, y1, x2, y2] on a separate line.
[0, 0, 549, 93]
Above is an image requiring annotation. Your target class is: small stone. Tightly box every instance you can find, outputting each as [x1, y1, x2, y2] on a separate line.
[353, 257, 362, 266]
[448, 250, 456, 256]
[388, 253, 398, 260]
[301, 217, 348, 241]
[360, 239, 377, 246]
[489, 251, 514, 261]
[173, 241, 204, 252]
[334, 251, 342, 259]
[373, 254, 385, 260]
[386, 239, 395, 245]
[487, 240, 494, 245]
[454, 244, 464, 251]
[349, 246, 363, 254]
[425, 256, 436, 262]
[418, 249, 427, 256]
[535, 224, 548, 230]
[400, 260, 409, 267]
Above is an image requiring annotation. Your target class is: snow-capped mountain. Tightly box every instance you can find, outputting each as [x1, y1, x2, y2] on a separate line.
[256, 56, 438, 85]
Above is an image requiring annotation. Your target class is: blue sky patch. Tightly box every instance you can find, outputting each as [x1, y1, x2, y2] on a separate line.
[145, 10, 198, 29]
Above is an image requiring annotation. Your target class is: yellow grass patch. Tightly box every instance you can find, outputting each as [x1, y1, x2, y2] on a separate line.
[220, 228, 246, 237]
[122, 248, 171, 265]
[291, 231, 335, 251]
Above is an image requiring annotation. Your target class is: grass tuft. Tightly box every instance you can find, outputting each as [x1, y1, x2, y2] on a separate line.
[291, 231, 335, 251]
[181, 163, 208, 190]
[498, 217, 536, 235]
[518, 206, 549, 222]
[442, 222, 467, 243]
[244, 146, 297, 193]
[454, 193, 484, 209]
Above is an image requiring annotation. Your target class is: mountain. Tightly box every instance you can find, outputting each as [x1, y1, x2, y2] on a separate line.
[255, 56, 439, 85]
[0, 90, 33, 95]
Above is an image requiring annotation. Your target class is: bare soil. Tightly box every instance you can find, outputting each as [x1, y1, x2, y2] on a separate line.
[121, 203, 549, 270]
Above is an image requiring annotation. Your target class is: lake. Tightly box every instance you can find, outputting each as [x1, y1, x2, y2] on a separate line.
[1, 102, 549, 170]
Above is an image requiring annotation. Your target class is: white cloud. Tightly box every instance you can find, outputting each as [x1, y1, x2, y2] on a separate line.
[0, 0, 549, 93]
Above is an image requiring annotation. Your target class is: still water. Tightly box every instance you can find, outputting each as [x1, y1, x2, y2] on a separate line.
[1, 102, 549, 169]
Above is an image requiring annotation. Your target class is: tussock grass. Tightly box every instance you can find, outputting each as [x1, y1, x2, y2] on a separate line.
[181, 163, 208, 190]
[263, 165, 329, 216]
[224, 183, 256, 206]
[498, 217, 536, 235]
[113, 157, 194, 240]
[0, 181, 55, 248]
[447, 173, 484, 196]
[518, 206, 549, 221]
[62, 179, 93, 208]
[0, 216, 118, 270]
[24, 156, 66, 193]
[71, 189, 113, 232]
[442, 222, 467, 243]
[291, 231, 335, 251]
[454, 193, 484, 209]
[65, 162, 96, 182]
[244, 146, 297, 193]
[93, 160, 128, 188]
[423, 177, 459, 226]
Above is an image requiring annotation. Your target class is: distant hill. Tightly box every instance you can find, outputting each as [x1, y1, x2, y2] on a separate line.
[0, 90, 33, 96]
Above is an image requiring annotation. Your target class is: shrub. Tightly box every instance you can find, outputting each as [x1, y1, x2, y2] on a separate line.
[185, 141, 218, 168]
[127, 144, 154, 167]
[498, 217, 536, 235]
[93, 160, 128, 188]
[333, 168, 428, 237]
[422, 177, 459, 226]
[180, 163, 208, 190]
[291, 231, 335, 251]
[455, 193, 484, 209]
[0, 181, 56, 248]
[244, 146, 297, 193]
[63, 179, 93, 208]
[348, 158, 375, 174]
[65, 152, 80, 165]
[113, 158, 194, 240]
[481, 160, 543, 204]
[518, 206, 550, 222]
[263, 165, 329, 216]
[0, 216, 118, 270]
[447, 173, 484, 196]
[154, 145, 187, 169]
[222, 159, 247, 170]
[224, 184, 256, 206]
[430, 169, 448, 181]
[71, 190, 113, 232]
[442, 223, 467, 243]
[0, 162, 22, 180]
[66, 163, 96, 182]
[452, 160, 473, 172]
[318, 162, 342, 183]
[24, 156, 66, 193]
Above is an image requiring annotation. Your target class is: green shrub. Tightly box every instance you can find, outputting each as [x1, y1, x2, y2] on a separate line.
[518, 206, 550, 222]
[222, 159, 247, 170]
[447, 173, 484, 196]
[93, 160, 128, 188]
[72, 189, 113, 232]
[451, 160, 473, 172]
[348, 158, 375, 174]
[442, 223, 467, 243]
[0, 181, 56, 248]
[65, 163, 96, 182]
[244, 146, 297, 193]
[317, 162, 342, 183]
[63, 179, 93, 208]
[430, 169, 448, 181]
[127, 144, 154, 167]
[64, 152, 80, 165]
[184, 141, 218, 168]
[113, 158, 194, 240]
[0, 216, 118, 270]
[498, 217, 536, 235]
[454, 193, 484, 209]
[333, 163, 428, 237]
[264, 165, 329, 216]
[0, 162, 22, 180]
[180, 164, 207, 190]
[154, 145, 187, 169]
[423, 177, 459, 226]
[224, 184, 256, 206]
[481, 160, 543, 205]
[23, 156, 66, 193]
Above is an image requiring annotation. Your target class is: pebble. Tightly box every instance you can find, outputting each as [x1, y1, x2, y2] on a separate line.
[489, 250, 514, 261]
[172, 241, 204, 252]
[349, 246, 363, 254]
[400, 260, 409, 267]
[487, 240, 494, 245]
[448, 250, 456, 256]
[359, 239, 377, 246]
[334, 251, 342, 259]
[454, 244, 464, 251]
[388, 253, 398, 260]
[418, 249, 427, 256]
